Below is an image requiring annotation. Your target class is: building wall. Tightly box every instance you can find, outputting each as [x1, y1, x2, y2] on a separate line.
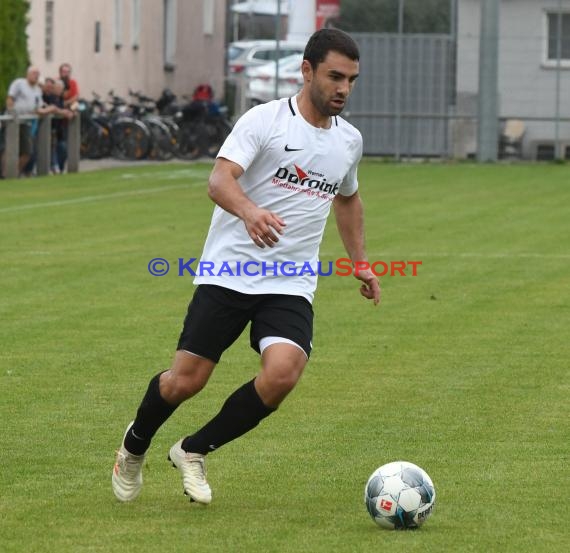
[457, 0, 570, 158]
[26, 0, 227, 103]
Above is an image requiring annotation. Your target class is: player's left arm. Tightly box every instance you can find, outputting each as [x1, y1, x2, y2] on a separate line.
[333, 191, 381, 306]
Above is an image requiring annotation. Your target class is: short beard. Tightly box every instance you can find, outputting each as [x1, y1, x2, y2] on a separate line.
[310, 86, 344, 117]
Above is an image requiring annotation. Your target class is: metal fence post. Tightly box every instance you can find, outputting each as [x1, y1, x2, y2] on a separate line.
[5, 117, 20, 179]
[394, 0, 405, 161]
[477, 0, 500, 162]
[238, 75, 248, 117]
[554, 0, 563, 160]
[36, 115, 52, 176]
[67, 114, 80, 173]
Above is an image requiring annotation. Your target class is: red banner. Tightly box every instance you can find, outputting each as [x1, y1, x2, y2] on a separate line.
[316, 0, 340, 30]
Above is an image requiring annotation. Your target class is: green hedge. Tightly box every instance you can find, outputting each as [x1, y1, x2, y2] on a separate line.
[0, 0, 30, 112]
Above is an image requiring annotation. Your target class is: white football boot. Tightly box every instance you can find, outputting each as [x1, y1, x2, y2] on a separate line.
[168, 440, 212, 504]
[112, 422, 145, 502]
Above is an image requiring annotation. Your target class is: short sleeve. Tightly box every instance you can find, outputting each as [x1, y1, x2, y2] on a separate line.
[338, 133, 363, 197]
[68, 79, 79, 98]
[216, 104, 271, 173]
[7, 79, 21, 100]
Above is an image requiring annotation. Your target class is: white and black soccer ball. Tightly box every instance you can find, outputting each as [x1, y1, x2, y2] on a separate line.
[364, 461, 436, 530]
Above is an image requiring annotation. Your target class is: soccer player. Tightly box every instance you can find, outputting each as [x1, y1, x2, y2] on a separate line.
[112, 28, 381, 504]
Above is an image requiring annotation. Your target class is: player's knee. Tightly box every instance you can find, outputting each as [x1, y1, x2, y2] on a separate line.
[173, 373, 209, 400]
[160, 367, 210, 403]
[268, 366, 303, 395]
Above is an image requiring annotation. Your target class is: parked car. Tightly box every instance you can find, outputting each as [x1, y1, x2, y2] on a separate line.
[228, 40, 306, 75]
[246, 54, 304, 105]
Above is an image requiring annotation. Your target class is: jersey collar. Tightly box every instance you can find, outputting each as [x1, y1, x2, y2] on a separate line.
[288, 96, 338, 127]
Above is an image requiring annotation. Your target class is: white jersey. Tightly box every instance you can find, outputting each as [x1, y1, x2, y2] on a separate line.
[194, 95, 363, 303]
[7, 78, 42, 116]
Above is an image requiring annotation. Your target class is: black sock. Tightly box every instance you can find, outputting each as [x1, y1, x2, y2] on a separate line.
[181, 379, 275, 455]
[123, 372, 179, 455]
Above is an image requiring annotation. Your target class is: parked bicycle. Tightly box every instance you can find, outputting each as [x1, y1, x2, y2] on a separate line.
[128, 90, 178, 161]
[78, 93, 111, 159]
[79, 84, 232, 162]
[79, 91, 150, 161]
[157, 85, 232, 160]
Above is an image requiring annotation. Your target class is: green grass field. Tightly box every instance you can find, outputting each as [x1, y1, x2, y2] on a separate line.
[1, 161, 568, 553]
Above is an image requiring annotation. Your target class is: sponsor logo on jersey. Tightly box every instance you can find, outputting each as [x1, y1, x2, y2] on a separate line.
[272, 165, 340, 196]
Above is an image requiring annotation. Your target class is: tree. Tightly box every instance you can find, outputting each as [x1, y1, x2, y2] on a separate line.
[338, 0, 451, 34]
[0, 0, 30, 112]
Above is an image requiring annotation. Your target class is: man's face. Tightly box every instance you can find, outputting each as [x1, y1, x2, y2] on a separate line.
[302, 51, 359, 117]
[60, 65, 71, 80]
[27, 69, 40, 85]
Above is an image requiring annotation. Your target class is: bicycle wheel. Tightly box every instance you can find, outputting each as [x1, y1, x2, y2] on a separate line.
[175, 122, 203, 161]
[93, 117, 112, 158]
[203, 119, 232, 158]
[162, 118, 180, 156]
[81, 120, 106, 159]
[146, 118, 175, 161]
[111, 119, 151, 160]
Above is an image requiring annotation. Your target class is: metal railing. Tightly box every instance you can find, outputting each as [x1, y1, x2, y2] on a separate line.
[0, 113, 80, 179]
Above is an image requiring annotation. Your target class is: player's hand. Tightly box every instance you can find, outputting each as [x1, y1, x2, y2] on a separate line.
[242, 206, 286, 248]
[355, 268, 381, 306]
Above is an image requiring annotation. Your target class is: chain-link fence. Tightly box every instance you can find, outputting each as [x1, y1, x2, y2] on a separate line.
[229, 0, 570, 161]
[346, 32, 456, 158]
[345, 0, 570, 160]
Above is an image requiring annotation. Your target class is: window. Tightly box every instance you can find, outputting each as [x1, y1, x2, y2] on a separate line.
[252, 49, 273, 62]
[132, 0, 141, 48]
[203, 0, 214, 36]
[228, 45, 246, 60]
[45, 1, 54, 61]
[164, 0, 178, 70]
[95, 21, 101, 53]
[114, 0, 124, 49]
[545, 11, 570, 65]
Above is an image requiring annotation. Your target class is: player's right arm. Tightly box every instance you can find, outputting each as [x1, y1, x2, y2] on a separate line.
[6, 79, 21, 113]
[208, 157, 285, 249]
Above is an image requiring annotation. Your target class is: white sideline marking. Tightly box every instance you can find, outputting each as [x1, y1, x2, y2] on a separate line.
[374, 253, 570, 260]
[119, 168, 210, 180]
[319, 251, 570, 260]
[0, 183, 203, 214]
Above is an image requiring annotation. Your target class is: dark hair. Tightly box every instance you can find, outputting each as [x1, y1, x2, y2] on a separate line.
[303, 28, 360, 69]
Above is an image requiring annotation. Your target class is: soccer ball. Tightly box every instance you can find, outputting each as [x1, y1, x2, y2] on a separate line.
[364, 461, 436, 530]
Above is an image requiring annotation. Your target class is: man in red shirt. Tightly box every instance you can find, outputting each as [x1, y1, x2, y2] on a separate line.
[56, 63, 79, 172]
[59, 63, 79, 108]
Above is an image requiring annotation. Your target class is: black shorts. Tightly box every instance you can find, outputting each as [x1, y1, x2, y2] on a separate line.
[176, 285, 313, 363]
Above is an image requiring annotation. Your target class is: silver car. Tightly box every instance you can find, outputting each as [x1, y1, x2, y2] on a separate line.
[246, 54, 304, 105]
[228, 40, 306, 75]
